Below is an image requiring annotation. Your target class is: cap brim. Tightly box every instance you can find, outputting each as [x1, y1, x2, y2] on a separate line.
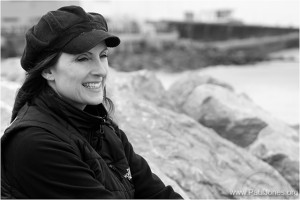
[63, 30, 120, 54]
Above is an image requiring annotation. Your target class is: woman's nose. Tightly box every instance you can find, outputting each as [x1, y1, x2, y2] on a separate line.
[91, 59, 108, 76]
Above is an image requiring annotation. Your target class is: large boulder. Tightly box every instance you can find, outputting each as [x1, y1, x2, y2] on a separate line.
[167, 73, 299, 192]
[181, 84, 267, 147]
[107, 69, 171, 108]
[167, 74, 234, 110]
[249, 125, 299, 192]
[107, 69, 297, 199]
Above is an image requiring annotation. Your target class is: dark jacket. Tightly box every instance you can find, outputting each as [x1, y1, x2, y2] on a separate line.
[1, 87, 183, 199]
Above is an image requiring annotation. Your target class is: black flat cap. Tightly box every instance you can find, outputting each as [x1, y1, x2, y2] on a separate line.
[21, 5, 120, 71]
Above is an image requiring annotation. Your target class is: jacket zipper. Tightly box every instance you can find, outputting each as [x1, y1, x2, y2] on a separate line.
[108, 164, 130, 199]
[108, 164, 123, 180]
[98, 124, 105, 151]
[100, 119, 131, 198]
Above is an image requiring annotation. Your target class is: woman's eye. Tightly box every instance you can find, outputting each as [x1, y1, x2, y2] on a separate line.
[76, 57, 89, 62]
[100, 54, 108, 58]
[100, 51, 109, 58]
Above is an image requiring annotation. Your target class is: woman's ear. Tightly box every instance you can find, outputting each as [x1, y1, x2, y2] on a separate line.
[41, 68, 55, 81]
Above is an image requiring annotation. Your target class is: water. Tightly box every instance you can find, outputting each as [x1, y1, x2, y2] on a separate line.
[155, 49, 299, 126]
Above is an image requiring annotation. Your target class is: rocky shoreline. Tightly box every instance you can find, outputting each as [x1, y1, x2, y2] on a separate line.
[106, 69, 299, 198]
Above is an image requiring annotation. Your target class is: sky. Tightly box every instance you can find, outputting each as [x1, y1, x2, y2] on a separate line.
[80, 0, 299, 28]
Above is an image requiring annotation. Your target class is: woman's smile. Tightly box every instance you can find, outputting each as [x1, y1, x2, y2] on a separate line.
[82, 82, 102, 90]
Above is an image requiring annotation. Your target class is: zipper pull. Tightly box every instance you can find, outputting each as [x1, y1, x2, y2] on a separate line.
[108, 164, 124, 181]
[99, 124, 104, 134]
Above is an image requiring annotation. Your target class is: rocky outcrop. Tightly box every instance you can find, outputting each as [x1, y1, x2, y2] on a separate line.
[128, 70, 165, 102]
[249, 125, 299, 191]
[147, 162, 190, 199]
[181, 84, 267, 147]
[263, 154, 299, 192]
[107, 69, 297, 199]
[1, 81, 20, 134]
[1, 106, 12, 134]
[106, 69, 171, 109]
[167, 74, 234, 110]
[1, 57, 25, 82]
[0, 57, 25, 133]
[166, 73, 299, 192]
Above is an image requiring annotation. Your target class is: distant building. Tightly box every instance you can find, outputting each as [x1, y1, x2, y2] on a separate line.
[1, 1, 80, 35]
[184, 12, 194, 22]
[184, 9, 242, 24]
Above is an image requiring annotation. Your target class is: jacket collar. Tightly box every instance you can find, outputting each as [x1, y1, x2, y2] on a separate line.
[33, 86, 108, 132]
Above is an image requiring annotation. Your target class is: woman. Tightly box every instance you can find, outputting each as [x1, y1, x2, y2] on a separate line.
[1, 5, 183, 199]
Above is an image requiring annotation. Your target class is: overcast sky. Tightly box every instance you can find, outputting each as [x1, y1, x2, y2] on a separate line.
[80, 0, 299, 28]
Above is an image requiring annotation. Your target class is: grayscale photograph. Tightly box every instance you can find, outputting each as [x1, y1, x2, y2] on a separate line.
[1, 0, 299, 199]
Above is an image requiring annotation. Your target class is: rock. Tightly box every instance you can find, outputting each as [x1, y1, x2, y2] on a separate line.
[182, 85, 267, 147]
[107, 69, 171, 108]
[1, 106, 12, 135]
[167, 74, 234, 110]
[167, 74, 299, 192]
[0, 58, 23, 135]
[263, 154, 299, 192]
[147, 162, 190, 199]
[1, 57, 25, 82]
[290, 124, 299, 133]
[1, 81, 20, 108]
[249, 125, 299, 165]
[1, 81, 20, 136]
[249, 125, 299, 191]
[107, 69, 297, 199]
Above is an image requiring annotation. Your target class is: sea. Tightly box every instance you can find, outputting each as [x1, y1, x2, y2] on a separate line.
[155, 48, 299, 126]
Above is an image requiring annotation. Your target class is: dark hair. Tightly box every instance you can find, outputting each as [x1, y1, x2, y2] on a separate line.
[11, 53, 115, 122]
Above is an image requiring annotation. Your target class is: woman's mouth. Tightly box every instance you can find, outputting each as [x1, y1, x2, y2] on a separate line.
[82, 82, 102, 89]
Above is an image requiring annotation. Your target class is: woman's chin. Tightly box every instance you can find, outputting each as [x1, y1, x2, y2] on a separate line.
[86, 98, 103, 105]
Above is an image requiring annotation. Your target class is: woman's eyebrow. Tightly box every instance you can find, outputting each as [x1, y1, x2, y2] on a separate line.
[86, 48, 108, 55]
[101, 48, 109, 53]
[79, 52, 92, 56]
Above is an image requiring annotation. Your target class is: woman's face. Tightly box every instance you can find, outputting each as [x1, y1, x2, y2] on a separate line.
[47, 42, 109, 110]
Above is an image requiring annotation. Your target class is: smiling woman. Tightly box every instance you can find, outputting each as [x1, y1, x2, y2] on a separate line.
[43, 43, 109, 110]
[1, 5, 183, 199]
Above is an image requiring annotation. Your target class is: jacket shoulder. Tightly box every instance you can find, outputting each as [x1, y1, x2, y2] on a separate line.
[2, 103, 79, 155]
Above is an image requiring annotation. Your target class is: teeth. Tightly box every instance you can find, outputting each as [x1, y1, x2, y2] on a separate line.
[82, 82, 101, 89]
